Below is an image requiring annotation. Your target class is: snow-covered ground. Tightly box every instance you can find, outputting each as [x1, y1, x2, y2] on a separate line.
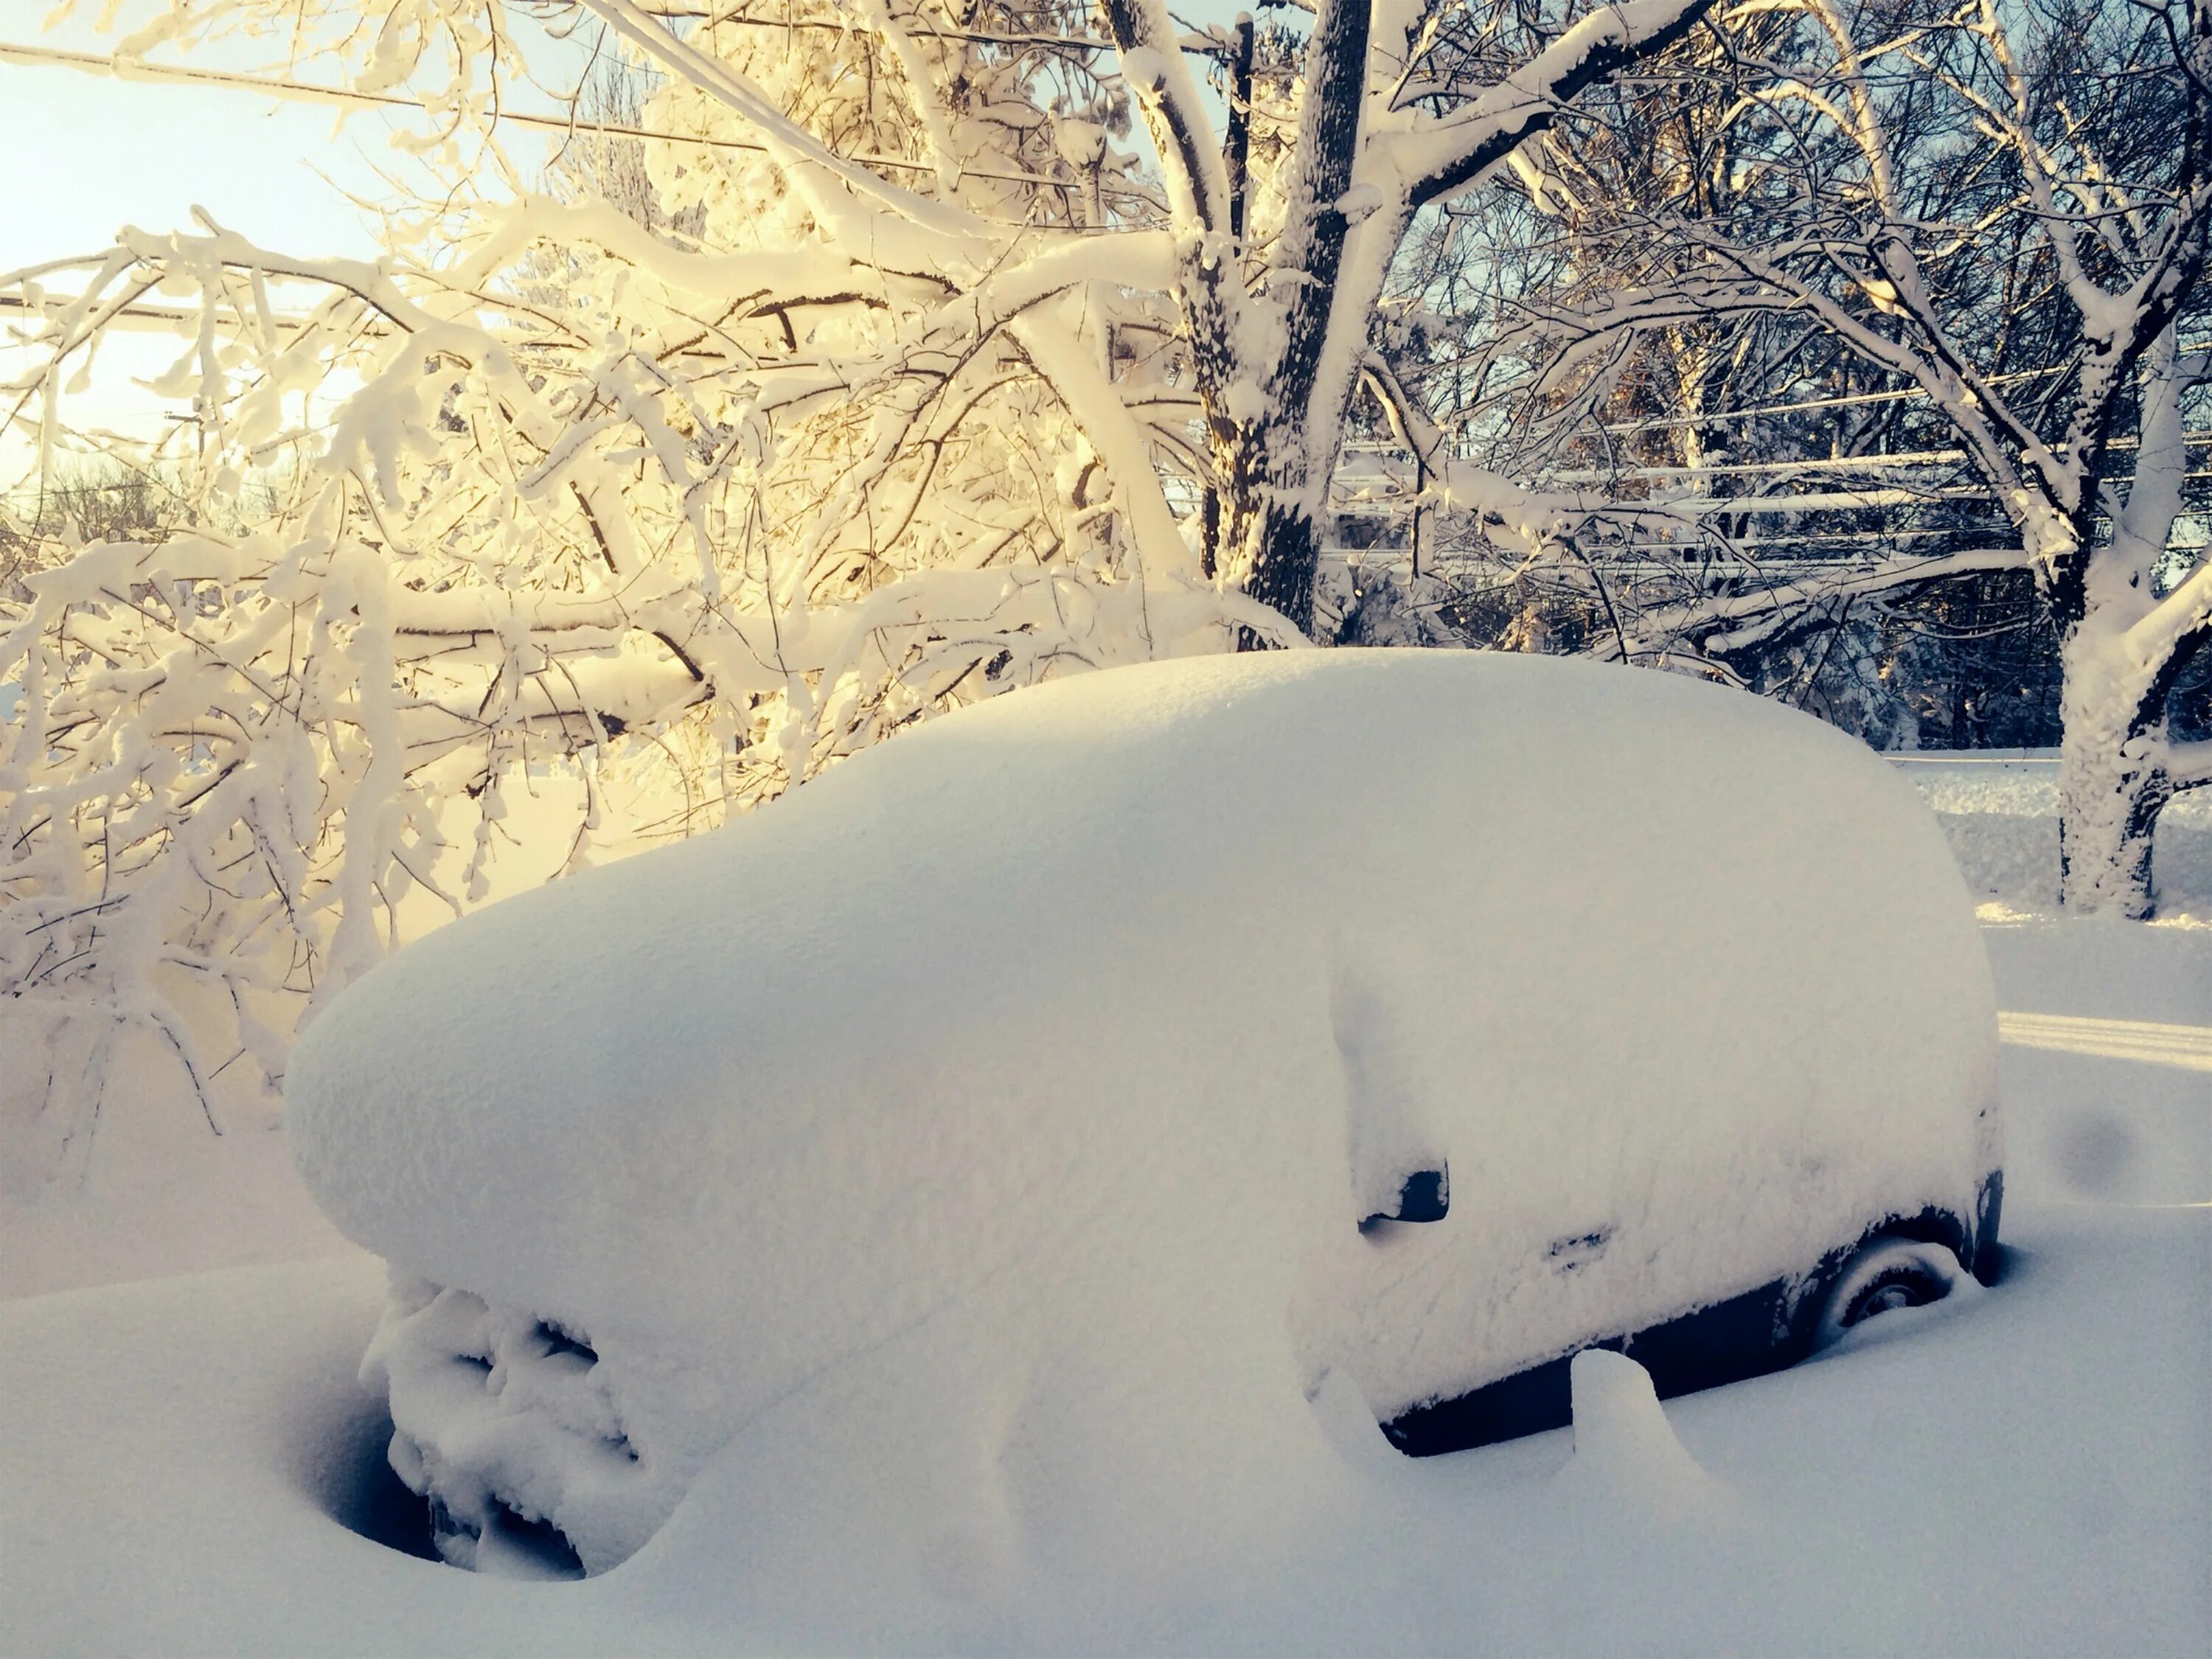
[2, 735, 2206, 1655]
[1896, 751, 2212, 924]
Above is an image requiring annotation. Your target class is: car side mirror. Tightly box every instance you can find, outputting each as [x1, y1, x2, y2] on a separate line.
[1361, 1164, 1448, 1233]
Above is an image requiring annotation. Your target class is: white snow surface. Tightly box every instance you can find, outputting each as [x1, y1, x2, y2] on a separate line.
[1, 658, 2207, 1655]
[2, 1193, 2202, 1653]
[285, 650, 2000, 1574]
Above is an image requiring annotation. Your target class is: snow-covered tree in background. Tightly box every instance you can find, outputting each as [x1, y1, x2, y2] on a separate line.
[1, 0, 1706, 1160]
[1462, 0, 2212, 915]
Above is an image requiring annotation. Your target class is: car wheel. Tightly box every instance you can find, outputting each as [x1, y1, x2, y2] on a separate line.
[1812, 1237, 1959, 1349]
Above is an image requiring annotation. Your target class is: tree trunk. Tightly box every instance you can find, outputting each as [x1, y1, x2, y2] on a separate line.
[1216, 437, 1325, 649]
[2056, 743, 2171, 918]
[2055, 625, 2174, 919]
[1245, 495, 1321, 642]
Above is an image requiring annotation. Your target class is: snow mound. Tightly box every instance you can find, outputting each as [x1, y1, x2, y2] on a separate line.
[288, 650, 2000, 1579]
[8, 1203, 2205, 1655]
[1557, 1349, 1719, 1513]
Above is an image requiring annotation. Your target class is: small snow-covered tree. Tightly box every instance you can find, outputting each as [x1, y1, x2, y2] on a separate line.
[1461, 0, 2212, 914]
[3, 0, 1711, 1154]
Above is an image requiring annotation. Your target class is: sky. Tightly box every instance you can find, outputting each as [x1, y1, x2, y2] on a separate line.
[0, 6, 581, 481]
[0, 3, 1216, 487]
[1, 29, 389, 273]
[4, 12, 408, 479]
[0, 4, 625, 268]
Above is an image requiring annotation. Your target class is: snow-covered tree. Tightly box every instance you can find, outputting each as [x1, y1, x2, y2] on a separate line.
[1, 0, 1709, 1155]
[1461, 0, 2212, 914]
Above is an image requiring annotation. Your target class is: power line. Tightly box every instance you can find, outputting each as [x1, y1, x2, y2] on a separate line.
[1537, 432, 2212, 483]
[615, 5, 1127, 52]
[0, 38, 1136, 197]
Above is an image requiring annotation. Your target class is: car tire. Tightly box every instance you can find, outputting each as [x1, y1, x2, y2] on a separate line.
[1812, 1236, 1960, 1349]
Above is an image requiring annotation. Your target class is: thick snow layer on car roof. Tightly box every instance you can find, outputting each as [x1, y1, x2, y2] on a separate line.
[288, 650, 1998, 1570]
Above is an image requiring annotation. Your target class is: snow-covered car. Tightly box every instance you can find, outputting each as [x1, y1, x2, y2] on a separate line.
[289, 650, 2002, 1579]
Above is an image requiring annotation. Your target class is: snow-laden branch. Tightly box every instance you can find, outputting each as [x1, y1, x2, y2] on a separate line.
[577, 0, 998, 272]
[1099, 0, 1232, 232]
[0, 187, 1234, 1148]
[1, 0, 1749, 1138]
[1449, 0, 2211, 913]
[1397, 0, 1719, 208]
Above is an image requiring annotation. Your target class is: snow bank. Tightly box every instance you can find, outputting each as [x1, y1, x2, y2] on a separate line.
[1554, 1349, 1719, 1515]
[1983, 919, 2212, 1208]
[0, 1258, 521, 1655]
[288, 650, 1998, 1580]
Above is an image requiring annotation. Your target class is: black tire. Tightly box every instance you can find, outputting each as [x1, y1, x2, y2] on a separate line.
[1812, 1237, 1959, 1349]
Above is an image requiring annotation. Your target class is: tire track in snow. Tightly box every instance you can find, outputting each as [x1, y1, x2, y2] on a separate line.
[1998, 1012, 2212, 1072]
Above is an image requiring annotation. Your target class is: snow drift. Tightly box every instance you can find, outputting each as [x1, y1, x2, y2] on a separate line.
[287, 650, 2000, 1582]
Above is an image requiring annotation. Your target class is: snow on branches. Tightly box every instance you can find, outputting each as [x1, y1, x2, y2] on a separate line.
[1421, 0, 2212, 913]
[2, 0, 1713, 1152]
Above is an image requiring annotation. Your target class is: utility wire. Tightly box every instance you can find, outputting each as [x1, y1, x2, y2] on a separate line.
[0, 38, 1133, 195]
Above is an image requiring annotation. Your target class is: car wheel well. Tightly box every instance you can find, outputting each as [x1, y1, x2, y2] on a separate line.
[1808, 1232, 1964, 1350]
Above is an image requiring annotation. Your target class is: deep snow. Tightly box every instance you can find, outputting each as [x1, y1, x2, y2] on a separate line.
[1, 693, 2206, 1655]
[283, 652, 2000, 1573]
[1, 1168, 2202, 1652]
[4, 728, 2185, 1306]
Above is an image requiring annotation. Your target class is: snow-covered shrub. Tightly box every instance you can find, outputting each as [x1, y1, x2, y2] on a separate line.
[0, 189, 1243, 1166]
